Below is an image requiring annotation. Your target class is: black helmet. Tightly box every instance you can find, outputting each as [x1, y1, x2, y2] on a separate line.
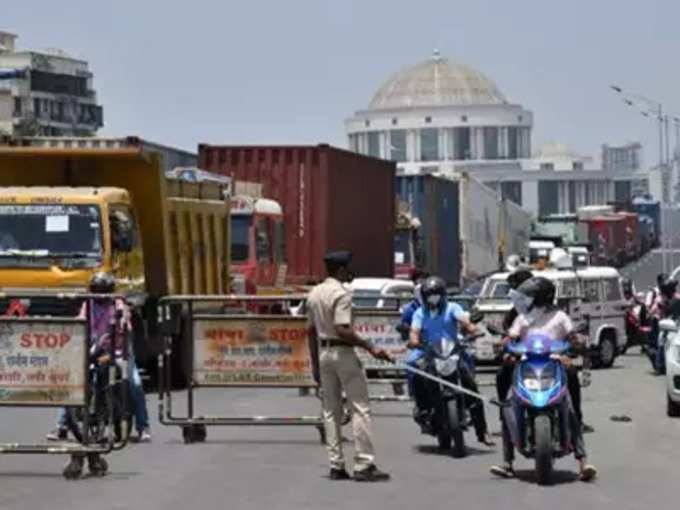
[659, 279, 678, 299]
[507, 269, 533, 290]
[657, 273, 668, 288]
[516, 276, 556, 308]
[89, 272, 115, 294]
[421, 276, 447, 309]
[621, 278, 633, 296]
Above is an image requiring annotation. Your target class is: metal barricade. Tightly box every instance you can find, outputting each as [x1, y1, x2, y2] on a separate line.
[0, 293, 130, 479]
[158, 295, 323, 444]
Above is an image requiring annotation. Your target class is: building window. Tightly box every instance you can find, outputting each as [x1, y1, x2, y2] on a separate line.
[348, 134, 359, 153]
[364, 119, 370, 127]
[424, 116, 432, 124]
[420, 128, 439, 162]
[461, 115, 468, 122]
[500, 181, 522, 205]
[507, 127, 518, 159]
[573, 161, 584, 171]
[391, 118, 398, 126]
[483, 127, 499, 159]
[538, 181, 559, 216]
[451, 127, 471, 160]
[13, 97, 21, 117]
[367, 132, 381, 158]
[540, 163, 554, 171]
[33, 98, 41, 118]
[390, 130, 407, 163]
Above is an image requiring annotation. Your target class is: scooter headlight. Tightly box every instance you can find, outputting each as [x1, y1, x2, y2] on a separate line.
[521, 364, 556, 391]
[435, 355, 459, 376]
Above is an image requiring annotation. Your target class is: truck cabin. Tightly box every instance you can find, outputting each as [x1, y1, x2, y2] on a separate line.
[0, 187, 141, 315]
[230, 195, 285, 294]
[528, 240, 555, 267]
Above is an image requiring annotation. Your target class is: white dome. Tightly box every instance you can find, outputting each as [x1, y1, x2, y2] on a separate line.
[369, 52, 507, 110]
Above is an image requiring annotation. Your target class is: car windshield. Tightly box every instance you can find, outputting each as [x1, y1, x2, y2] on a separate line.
[394, 230, 412, 264]
[477, 279, 512, 306]
[231, 215, 251, 262]
[0, 204, 102, 266]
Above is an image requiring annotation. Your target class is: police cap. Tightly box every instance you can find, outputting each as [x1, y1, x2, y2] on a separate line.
[323, 250, 352, 266]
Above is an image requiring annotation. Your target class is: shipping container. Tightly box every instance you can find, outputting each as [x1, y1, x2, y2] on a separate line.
[632, 196, 661, 245]
[396, 174, 460, 285]
[615, 211, 640, 259]
[396, 172, 526, 287]
[199, 144, 395, 284]
[577, 205, 614, 221]
[533, 219, 589, 246]
[584, 215, 628, 267]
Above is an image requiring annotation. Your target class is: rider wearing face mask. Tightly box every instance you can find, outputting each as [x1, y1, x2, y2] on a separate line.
[407, 276, 495, 446]
[491, 276, 596, 481]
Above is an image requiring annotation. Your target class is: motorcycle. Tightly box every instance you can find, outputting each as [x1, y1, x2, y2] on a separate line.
[623, 296, 652, 354]
[489, 323, 587, 485]
[412, 332, 483, 457]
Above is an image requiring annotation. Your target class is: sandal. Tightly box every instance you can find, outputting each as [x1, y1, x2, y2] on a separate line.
[579, 464, 597, 482]
[490, 464, 515, 479]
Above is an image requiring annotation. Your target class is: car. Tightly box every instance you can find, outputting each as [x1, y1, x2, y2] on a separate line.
[475, 266, 627, 367]
[347, 278, 414, 309]
[663, 319, 680, 417]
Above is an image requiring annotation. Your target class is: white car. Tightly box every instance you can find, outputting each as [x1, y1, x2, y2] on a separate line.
[662, 319, 680, 417]
[476, 266, 627, 367]
[347, 278, 414, 309]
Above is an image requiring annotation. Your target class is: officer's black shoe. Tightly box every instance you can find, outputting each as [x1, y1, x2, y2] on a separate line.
[354, 465, 390, 482]
[329, 468, 351, 481]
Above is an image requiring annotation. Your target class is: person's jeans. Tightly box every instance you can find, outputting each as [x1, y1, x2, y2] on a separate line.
[55, 354, 149, 432]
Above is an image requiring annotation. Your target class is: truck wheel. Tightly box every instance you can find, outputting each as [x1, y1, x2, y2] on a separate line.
[667, 394, 680, 418]
[447, 400, 466, 458]
[534, 415, 553, 486]
[598, 335, 616, 369]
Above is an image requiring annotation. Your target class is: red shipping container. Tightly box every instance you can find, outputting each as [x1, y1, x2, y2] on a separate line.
[198, 144, 395, 284]
[586, 215, 628, 267]
[614, 211, 640, 258]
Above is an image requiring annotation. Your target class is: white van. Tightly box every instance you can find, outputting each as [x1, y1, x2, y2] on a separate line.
[474, 266, 626, 368]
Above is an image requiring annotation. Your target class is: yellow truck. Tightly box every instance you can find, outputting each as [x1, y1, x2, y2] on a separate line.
[0, 137, 231, 382]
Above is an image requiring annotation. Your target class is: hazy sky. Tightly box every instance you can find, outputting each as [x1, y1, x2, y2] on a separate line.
[6, 1, 680, 164]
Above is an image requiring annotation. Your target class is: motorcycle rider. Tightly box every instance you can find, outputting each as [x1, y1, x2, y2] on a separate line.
[490, 276, 597, 481]
[649, 278, 680, 373]
[398, 270, 428, 343]
[407, 276, 495, 446]
[47, 272, 151, 442]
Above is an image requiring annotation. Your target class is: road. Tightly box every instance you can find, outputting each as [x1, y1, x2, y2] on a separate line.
[0, 352, 678, 510]
[622, 248, 680, 289]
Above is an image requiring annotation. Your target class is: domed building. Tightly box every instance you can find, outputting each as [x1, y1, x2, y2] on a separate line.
[346, 52, 638, 217]
[346, 51, 532, 173]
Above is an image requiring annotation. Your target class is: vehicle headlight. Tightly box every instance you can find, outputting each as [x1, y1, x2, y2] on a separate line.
[439, 338, 456, 357]
[522, 377, 541, 391]
[435, 355, 459, 376]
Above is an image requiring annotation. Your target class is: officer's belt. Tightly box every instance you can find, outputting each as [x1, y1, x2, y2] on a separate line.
[319, 338, 350, 348]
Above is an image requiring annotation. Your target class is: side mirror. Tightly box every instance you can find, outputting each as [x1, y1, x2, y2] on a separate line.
[112, 222, 133, 253]
[469, 309, 484, 324]
[659, 318, 678, 333]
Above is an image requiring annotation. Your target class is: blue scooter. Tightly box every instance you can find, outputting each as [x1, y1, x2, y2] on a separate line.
[490, 326, 584, 485]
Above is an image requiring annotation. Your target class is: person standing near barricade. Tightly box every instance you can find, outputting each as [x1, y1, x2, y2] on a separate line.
[307, 251, 393, 482]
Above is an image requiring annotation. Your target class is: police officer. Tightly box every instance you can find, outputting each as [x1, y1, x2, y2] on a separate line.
[307, 251, 393, 482]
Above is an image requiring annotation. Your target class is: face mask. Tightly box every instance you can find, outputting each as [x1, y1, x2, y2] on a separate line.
[509, 289, 533, 316]
[426, 294, 442, 309]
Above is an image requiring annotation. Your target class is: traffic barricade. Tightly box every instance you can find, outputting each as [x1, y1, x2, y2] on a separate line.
[0, 292, 130, 480]
[157, 294, 324, 444]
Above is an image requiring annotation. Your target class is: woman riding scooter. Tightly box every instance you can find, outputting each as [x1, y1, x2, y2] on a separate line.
[490, 276, 597, 481]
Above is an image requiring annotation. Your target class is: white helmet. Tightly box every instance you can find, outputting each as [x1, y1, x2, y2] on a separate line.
[505, 254, 522, 272]
[549, 247, 572, 269]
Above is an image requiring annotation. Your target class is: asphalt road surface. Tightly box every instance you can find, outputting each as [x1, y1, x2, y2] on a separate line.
[0, 352, 677, 510]
[622, 248, 680, 289]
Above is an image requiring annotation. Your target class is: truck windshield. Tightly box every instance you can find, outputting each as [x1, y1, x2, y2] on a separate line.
[0, 204, 102, 265]
[394, 230, 412, 264]
[231, 215, 251, 262]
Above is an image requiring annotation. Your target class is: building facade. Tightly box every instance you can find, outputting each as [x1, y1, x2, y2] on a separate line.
[346, 52, 648, 217]
[0, 31, 103, 137]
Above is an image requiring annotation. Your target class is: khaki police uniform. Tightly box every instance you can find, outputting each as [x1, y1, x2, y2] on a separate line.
[307, 277, 375, 472]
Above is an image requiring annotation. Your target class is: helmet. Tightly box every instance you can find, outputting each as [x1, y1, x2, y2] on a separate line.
[507, 269, 533, 290]
[659, 279, 678, 299]
[621, 278, 633, 297]
[515, 276, 556, 309]
[657, 273, 668, 288]
[421, 276, 447, 310]
[89, 272, 115, 294]
[505, 254, 522, 272]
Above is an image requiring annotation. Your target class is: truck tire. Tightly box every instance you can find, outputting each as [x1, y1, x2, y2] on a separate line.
[597, 334, 617, 369]
[447, 399, 466, 458]
[534, 414, 553, 486]
[667, 394, 680, 418]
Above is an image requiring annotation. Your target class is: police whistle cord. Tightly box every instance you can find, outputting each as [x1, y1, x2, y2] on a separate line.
[396, 364, 503, 408]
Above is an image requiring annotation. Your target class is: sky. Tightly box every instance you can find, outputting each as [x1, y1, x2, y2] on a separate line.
[5, 0, 680, 165]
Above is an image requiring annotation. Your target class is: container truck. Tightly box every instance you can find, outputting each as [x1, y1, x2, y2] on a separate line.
[584, 215, 628, 267]
[0, 137, 231, 384]
[199, 144, 395, 285]
[394, 199, 423, 281]
[395, 173, 531, 288]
